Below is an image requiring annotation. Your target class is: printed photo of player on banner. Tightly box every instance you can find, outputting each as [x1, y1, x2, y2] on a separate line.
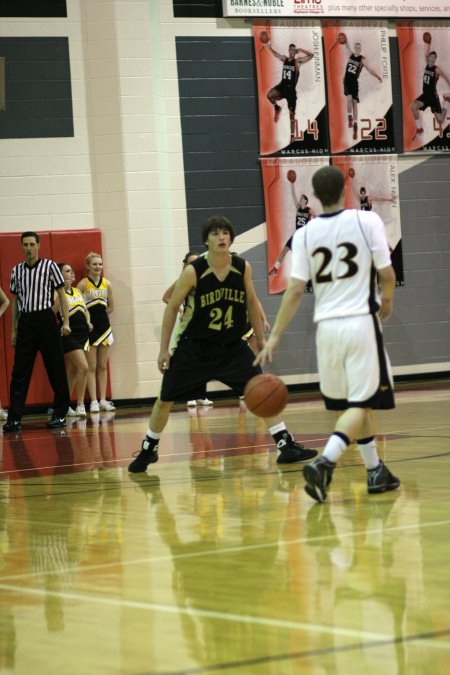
[397, 22, 450, 152]
[261, 157, 328, 294]
[253, 20, 329, 157]
[331, 155, 404, 285]
[322, 21, 396, 155]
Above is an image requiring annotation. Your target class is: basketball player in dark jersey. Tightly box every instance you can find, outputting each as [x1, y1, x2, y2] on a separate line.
[128, 216, 317, 473]
[341, 40, 382, 141]
[349, 176, 394, 214]
[411, 46, 450, 141]
[265, 42, 313, 143]
[270, 181, 315, 276]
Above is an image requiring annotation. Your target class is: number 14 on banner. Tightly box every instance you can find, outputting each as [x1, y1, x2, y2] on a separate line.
[293, 119, 319, 141]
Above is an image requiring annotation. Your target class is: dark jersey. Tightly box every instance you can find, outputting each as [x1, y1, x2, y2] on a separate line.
[282, 58, 299, 90]
[295, 206, 312, 229]
[344, 54, 364, 84]
[176, 253, 248, 346]
[423, 64, 438, 96]
[360, 196, 372, 211]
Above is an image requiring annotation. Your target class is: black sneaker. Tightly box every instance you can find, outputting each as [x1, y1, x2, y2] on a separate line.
[2, 420, 22, 433]
[128, 438, 159, 473]
[367, 461, 400, 494]
[303, 456, 336, 503]
[276, 434, 318, 464]
[46, 416, 66, 429]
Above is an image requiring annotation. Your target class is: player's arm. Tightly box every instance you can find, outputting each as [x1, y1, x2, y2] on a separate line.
[290, 182, 300, 209]
[158, 265, 196, 373]
[162, 281, 176, 304]
[258, 298, 271, 332]
[378, 265, 396, 323]
[296, 48, 314, 64]
[364, 58, 382, 82]
[269, 245, 290, 276]
[244, 261, 266, 350]
[254, 277, 306, 366]
[56, 286, 71, 336]
[11, 295, 19, 346]
[266, 44, 285, 61]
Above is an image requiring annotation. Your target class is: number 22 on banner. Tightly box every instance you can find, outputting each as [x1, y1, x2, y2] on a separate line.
[360, 118, 387, 141]
[293, 119, 319, 141]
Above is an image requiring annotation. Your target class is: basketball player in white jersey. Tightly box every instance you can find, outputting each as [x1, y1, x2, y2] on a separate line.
[255, 165, 400, 503]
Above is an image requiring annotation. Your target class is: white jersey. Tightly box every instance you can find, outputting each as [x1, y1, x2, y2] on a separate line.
[291, 209, 392, 323]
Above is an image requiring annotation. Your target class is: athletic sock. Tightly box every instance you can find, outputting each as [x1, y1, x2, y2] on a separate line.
[322, 432, 350, 464]
[357, 435, 379, 470]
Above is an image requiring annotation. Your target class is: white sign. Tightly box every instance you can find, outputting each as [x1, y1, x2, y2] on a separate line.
[222, 0, 450, 19]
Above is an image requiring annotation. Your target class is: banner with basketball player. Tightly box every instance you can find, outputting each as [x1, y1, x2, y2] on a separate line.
[261, 156, 328, 294]
[397, 22, 450, 152]
[253, 20, 329, 157]
[331, 155, 404, 286]
[322, 21, 396, 155]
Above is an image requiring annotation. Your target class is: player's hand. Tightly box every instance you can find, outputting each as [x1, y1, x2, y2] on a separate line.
[61, 323, 71, 336]
[378, 298, 393, 323]
[253, 334, 279, 367]
[263, 318, 271, 332]
[158, 349, 171, 374]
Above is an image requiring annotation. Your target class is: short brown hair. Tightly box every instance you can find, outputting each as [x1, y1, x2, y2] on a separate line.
[312, 166, 345, 207]
[202, 216, 235, 245]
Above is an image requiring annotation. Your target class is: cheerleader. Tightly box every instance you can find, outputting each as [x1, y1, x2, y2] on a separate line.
[77, 252, 115, 413]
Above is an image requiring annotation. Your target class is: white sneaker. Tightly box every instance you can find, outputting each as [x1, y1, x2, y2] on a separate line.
[0, 408, 8, 420]
[90, 400, 100, 413]
[197, 398, 213, 406]
[75, 404, 86, 417]
[67, 407, 78, 417]
[99, 400, 116, 411]
[187, 400, 197, 407]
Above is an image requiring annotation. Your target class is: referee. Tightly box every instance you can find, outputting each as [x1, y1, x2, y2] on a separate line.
[3, 232, 71, 432]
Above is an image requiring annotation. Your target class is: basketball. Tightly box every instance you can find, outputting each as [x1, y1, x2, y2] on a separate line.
[287, 169, 297, 183]
[348, 168, 355, 178]
[260, 31, 269, 44]
[338, 32, 347, 44]
[423, 32, 432, 44]
[244, 374, 288, 418]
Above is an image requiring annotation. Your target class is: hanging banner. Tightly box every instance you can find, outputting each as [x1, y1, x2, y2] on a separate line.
[397, 22, 450, 152]
[331, 155, 404, 285]
[223, 1, 450, 20]
[253, 20, 329, 156]
[261, 156, 328, 294]
[322, 21, 396, 155]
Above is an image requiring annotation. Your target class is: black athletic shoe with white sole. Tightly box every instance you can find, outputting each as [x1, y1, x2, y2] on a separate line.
[128, 438, 159, 473]
[303, 456, 336, 503]
[277, 434, 317, 464]
[367, 461, 400, 494]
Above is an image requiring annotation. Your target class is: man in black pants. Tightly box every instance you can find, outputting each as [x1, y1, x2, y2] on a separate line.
[3, 232, 71, 432]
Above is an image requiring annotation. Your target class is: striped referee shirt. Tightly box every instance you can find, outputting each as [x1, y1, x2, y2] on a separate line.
[10, 258, 65, 313]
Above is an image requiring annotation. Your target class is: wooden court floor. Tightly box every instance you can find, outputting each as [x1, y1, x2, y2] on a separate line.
[0, 383, 449, 674]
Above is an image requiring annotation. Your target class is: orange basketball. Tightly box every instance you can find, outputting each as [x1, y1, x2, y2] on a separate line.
[244, 374, 288, 418]
[348, 168, 355, 178]
[287, 169, 297, 183]
[260, 31, 269, 44]
[423, 32, 431, 44]
[337, 32, 347, 44]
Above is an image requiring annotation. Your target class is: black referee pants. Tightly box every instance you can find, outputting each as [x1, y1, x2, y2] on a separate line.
[8, 309, 69, 421]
